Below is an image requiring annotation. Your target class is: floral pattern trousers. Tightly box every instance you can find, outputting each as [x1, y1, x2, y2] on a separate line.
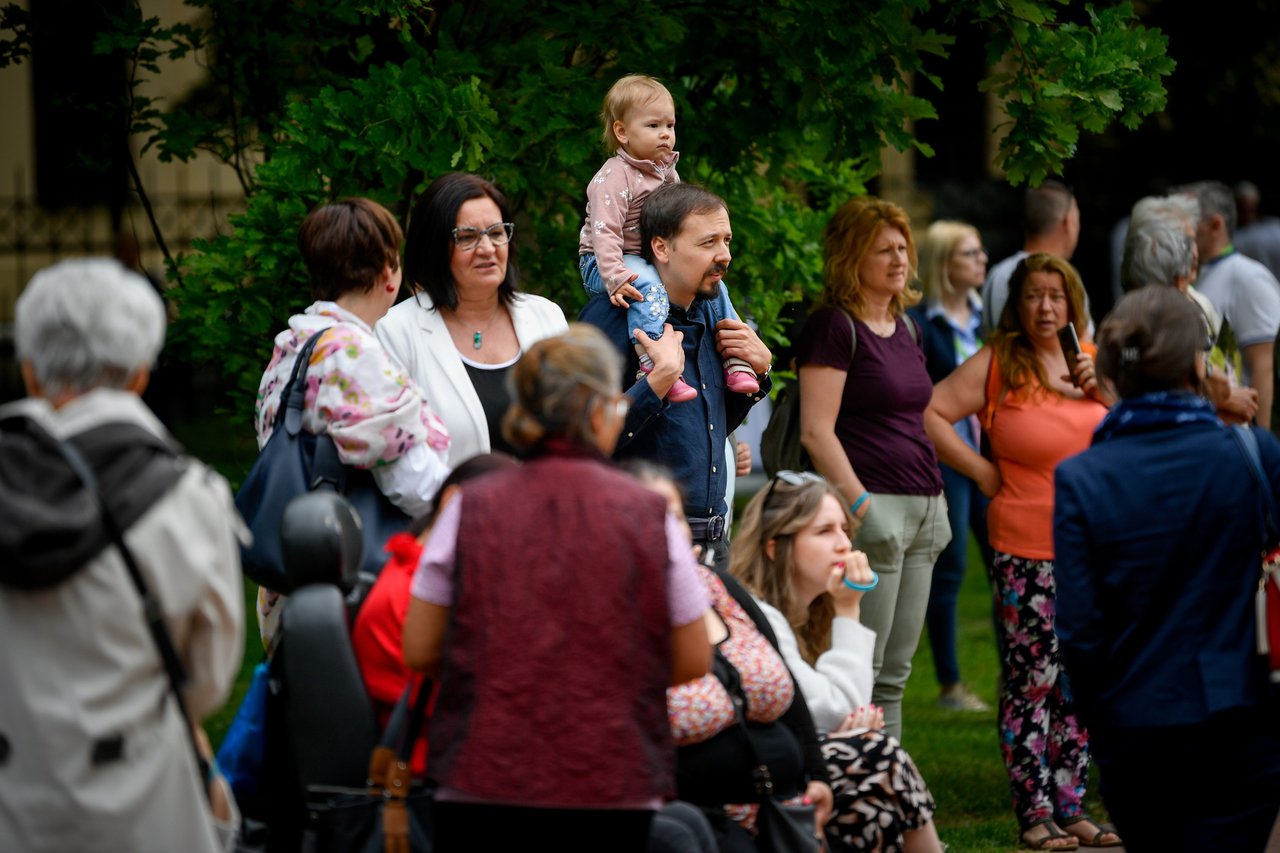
[991, 551, 1090, 829]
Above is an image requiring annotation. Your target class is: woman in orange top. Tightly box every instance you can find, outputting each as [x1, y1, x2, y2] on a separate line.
[924, 254, 1118, 851]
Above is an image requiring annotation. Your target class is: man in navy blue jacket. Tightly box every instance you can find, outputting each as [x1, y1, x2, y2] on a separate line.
[580, 184, 772, 566]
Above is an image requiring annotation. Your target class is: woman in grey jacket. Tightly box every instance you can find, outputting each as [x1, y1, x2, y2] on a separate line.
[0, 259, 244, 852]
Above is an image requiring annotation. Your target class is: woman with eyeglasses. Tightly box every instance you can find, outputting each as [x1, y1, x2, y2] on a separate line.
[923, 254, 1117, 850]
[378, 173, 568, 467]
[1055, 287, 1280, 850]
[729, 470, 943, 853]
[403, 325, 712, 852]
[795, 197, 951, 741]
[906, 220, 994, 714]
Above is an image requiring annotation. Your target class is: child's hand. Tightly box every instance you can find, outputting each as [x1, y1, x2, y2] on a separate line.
[734, 441, 752, 477]
[610, 278, 644, 308]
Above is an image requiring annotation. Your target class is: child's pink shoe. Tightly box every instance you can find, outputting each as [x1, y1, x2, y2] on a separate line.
[666, 376, 699, 402]
[640, 360, 699, 402]
[724, 368, 760, 395]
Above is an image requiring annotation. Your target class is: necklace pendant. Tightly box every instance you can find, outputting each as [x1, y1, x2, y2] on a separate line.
[473, 331, 482, 350]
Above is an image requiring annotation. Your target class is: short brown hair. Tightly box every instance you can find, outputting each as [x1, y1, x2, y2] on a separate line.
[297, 198, 402, 301]
[1097, 286, 1204, 399]
[1024, 179, 1075, 238]
[639, 184, 727, 264]
[822, 196, 921, 318]
[601, 74, 673, 154]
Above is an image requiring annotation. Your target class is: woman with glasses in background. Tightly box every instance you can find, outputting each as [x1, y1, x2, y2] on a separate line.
[923, 254, 1117, 850]
[378, 172, 568, 466]
[906, 220, 994, 713]
[729, 469, 943, 853]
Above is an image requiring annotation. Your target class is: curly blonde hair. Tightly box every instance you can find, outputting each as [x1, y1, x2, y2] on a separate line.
[730, 476, 856, 665]
[822, 196, 922, 319]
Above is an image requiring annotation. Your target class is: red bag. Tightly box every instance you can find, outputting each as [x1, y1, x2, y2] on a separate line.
[1232, 426, 1280, 684]
[1260, 552, 1280, 682]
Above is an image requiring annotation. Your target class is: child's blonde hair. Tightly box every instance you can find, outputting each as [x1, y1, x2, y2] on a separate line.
[601, 74, 674, 154]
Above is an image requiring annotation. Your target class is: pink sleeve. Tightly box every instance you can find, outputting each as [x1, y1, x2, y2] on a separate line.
[584, 160, 636, 294]
[409, 496, 462, 605]
[665, 512, 710, 626]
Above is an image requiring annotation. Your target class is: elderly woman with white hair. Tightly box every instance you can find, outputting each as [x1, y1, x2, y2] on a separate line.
[1122, 213, 1259, 424]
[0, 259, 245, 852]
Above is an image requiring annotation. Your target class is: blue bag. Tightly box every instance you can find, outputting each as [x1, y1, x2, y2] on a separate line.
[217, 661, 271, 802]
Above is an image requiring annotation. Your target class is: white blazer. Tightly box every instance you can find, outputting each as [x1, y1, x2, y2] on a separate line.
[376, 292, 568, 467]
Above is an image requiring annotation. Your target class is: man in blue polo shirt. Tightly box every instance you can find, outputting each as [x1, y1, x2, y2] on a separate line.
[580, 183, 772, 566]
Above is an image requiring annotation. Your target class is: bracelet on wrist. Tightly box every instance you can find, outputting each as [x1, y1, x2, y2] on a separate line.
[850, 492, 870, 515]
[842, 571, 880, 592]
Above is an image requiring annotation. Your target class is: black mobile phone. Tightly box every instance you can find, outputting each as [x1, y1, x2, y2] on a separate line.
[1058, 324, 1082, 385]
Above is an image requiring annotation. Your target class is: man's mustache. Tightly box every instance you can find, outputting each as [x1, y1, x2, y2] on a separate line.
[706, 263, 729, 276]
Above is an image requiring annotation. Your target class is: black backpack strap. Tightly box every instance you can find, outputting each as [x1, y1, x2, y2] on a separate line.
[51, 433, 208, 797]
[713, 568, 827, 781]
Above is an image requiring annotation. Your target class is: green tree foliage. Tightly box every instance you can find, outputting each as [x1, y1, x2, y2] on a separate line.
[2, 0, 1173, 411]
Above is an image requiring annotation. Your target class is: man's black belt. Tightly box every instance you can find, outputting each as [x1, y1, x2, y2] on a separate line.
[687, 514, 726, 542]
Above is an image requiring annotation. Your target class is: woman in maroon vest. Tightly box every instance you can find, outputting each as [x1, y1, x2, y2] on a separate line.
[403, 324, 712, 852]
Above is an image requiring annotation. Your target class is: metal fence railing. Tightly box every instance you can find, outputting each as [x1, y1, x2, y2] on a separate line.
[0, 191, 246, 328]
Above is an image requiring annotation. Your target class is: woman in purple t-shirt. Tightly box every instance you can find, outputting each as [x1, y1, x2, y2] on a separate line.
[795, 197, 950, 739]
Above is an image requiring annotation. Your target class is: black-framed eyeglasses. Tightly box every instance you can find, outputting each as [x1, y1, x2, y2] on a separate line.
[451, 222, 514, 251]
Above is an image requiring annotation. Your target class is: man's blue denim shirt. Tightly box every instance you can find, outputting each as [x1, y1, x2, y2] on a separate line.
[579, 293, 770, 520]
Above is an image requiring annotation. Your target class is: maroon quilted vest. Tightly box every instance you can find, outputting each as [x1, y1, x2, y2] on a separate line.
[428, 443, 675, 806]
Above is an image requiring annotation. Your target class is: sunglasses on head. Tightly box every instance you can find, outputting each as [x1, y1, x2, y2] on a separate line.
[759, 470, 825, 512]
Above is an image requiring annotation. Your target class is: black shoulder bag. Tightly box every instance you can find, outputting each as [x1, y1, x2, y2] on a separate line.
[714, 650, 822, 853]
[235, 329, 411, 593]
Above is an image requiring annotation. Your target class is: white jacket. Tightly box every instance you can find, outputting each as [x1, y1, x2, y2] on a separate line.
[377, 292, 568, 467]
[755, 597, 876, 733]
